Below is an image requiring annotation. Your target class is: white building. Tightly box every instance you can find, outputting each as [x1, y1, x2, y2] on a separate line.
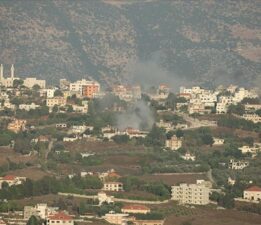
[239, 143, 261, 155]
[165, 135, 182, 150]
[171, 183, 210, 205]
[46, 89, 56, 98]
[19, 103, 40, 111]
[72, 104, 88, 113]
[103, 212, 129, 225]
[233, 88, 258, 103]
[103, 182, 123, 192]
[69, 79, 100, 98]
[242, 114, 261, 123]
[243, 186, 261, 202]
[229, 159, 249, 170]
[181, 153, 196, 161]
[23, 77, 46, 89]
[0, 175, 26, 189]
[213, 138, 225, 146]
[24, 203, 58, 220]
[0, 64, 19, 87]
[216, 102, 228, 114]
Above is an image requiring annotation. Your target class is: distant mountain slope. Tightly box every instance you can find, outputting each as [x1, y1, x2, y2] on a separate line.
[0, 0, 260, 87]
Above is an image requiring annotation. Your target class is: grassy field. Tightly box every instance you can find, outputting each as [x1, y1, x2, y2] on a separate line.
[164, 207, 261, 225]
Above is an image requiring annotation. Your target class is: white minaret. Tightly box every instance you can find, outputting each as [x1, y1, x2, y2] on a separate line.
[0, 64, 3, 82]
[11, 64, 14, 79]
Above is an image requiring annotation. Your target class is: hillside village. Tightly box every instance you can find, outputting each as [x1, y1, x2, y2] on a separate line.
[0, 64, 261, 225]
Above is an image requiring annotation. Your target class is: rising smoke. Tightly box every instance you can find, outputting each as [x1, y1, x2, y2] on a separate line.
[125, 52, 188, 92]
[116, 100, 154, 131]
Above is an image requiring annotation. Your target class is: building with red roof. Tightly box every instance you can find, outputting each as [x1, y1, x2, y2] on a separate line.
[0, 175, 26, 189]
[47, 212, 73, 225]
[122, 204, 150, 214]
[244, 186, 261, 201]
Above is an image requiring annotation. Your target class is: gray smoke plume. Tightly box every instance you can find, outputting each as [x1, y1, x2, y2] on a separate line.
[116, 100, 154, 131]
[124, 52, 188, 93]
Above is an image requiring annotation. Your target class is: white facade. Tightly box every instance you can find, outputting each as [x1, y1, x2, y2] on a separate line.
[103, 182, 123, 192]
[244, 186, 261, 201]
[165, 135, 182, 150]
[19, 103, 40, 111]
[242, 114, 261, 123]
[24, 77, 46, 89]
[171, 183, 210, 205]
[181, 153, 196, 161]
[213, 138, 225, 145]
[229, 159, 249, 170]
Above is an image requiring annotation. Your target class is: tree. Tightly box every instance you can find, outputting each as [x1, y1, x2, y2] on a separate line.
[32, 84, 41, 91]
[52, 105, 59, 113]
[176, 129, 184, 138]
[218, 193, 235, 209]
[145, 125, 166, 147]
[241, 97, 260, 105]
[13, 79, 24, 88]
[112, 135, 130, 144]
[201, 134, 214, 146]
[26, 215, 41, 225]
[67, 105, 73, 113]
[54, 89, 64, 97]
[14, 137, 31, 154]
[228, 104, 245, 115]
[0, 131, 15, 146]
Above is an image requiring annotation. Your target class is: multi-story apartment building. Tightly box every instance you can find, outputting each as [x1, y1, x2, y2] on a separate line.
[103, 212, 129, 225]
[69, 79, 100, 98]
[102, 182, 123, 192]
[216, 102, 228, 114]
[243, 186, 261, 202]
[46, 97, 66, 108]
[23, 77, 46, 89]
[165, 135, 182, 150]
[7, 119, 27, 133]
[171, 183, 210, 205]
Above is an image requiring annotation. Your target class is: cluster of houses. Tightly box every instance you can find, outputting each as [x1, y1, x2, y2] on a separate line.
[178, 85, 260, 121]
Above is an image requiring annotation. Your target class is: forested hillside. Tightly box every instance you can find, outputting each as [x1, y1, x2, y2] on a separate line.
[0, 0, 260, 87]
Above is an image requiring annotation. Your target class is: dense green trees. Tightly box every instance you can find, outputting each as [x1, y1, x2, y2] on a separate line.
[145, 125, 166, 147]
[217, 115, 261, 132]
[228, 104, 245, 115]
[14, 137, 31, 154]
[0, 175, 102, 200]
[120, 176, 170, 200]
[0, 130, 16, 146]
[26, 215, 41, 225]
[112, 135, 130, 144]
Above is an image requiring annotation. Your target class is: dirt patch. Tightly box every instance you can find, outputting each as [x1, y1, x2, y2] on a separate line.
[165, 208, 261, 225]
[7, 167, 50, 180]
[0, 147, 37, 166]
